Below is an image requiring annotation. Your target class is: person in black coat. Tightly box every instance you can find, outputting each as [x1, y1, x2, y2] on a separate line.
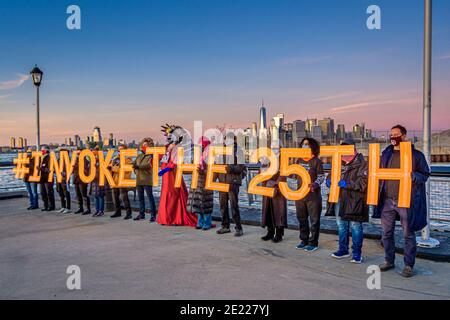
[372, 125, 430, 278]
[38, 145, 55, 211]
[325, 139, 368, 264]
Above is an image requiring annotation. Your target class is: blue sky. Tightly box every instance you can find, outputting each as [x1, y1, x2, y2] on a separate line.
[0, 0, 449, 144]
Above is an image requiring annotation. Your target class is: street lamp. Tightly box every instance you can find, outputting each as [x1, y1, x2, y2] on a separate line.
[30, 65, 43, 150]
[418, 0, 440, 248]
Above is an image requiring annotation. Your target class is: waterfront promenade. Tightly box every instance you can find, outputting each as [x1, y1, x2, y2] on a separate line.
[1, 197, 449, 300]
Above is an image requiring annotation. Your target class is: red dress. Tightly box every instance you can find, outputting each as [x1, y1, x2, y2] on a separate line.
[157, 148, 197, 227]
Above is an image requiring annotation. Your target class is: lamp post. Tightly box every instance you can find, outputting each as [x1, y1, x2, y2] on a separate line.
[30, 65, 43, 151]
[418, 0, 440, 248]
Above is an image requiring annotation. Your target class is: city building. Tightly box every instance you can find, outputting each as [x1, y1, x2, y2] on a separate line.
[306, 118, 317, 134]
[318, 117, 335, 142]
[18, 137, 24, 149]
[10, 137, 15, 149]
[93, 127, 102, 143]
[336, 124, 346, 141]
[311, 125, 323, 142]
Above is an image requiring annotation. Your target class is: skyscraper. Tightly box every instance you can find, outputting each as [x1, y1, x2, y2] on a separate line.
[93, 126, 102, 143]
[306, 118, 317, 134]
[18, 137, 24, 149]
[318, 117, 335, 141]
[10, 137, 15, 149]
[293, 120, 307, 147]
[259, 101, 267, 132]
[336, 124, 346, 141]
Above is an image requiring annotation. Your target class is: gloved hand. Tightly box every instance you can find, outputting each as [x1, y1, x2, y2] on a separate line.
[132, 164, 139, 170]
[338, 180, 347, 188]
[158, 167, 172, 177]
[325, 179, 331, 188]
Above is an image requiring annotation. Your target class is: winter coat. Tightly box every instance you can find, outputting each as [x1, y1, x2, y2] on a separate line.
[38, 154, 51, 183]
[133, 153, 153, 186]
[325, 153, 369, 222]
[73, 156, 91, 185]
[296, 156, 325, 201]
[261, 173, 288, 228]
[215, 145, 247, 186]
[23, 153, 36, 182]
[372, 144, 430, 232]
[187, 169, 214, 215]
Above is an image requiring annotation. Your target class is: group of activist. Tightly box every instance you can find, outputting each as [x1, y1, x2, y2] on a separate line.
[21, 124, 430, 278]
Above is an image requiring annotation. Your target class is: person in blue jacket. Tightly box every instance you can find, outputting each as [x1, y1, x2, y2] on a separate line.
[373, 125, 430, 278]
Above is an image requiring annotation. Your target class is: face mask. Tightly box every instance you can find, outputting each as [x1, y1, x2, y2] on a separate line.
[302, 145, 309, 149]
[390, 136, 403, 146]
[41, 150, 48, 155]
[141, 146, 147, 154]
[342, 154, 356, 164]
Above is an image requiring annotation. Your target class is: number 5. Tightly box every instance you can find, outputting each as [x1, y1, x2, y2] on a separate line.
[278, 148, 312, 201]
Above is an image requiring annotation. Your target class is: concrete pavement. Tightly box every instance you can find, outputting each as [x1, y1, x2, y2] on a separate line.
[0, 198, 449, 300]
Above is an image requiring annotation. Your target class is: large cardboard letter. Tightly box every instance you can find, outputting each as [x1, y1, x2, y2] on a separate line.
[175, 146, 201, 189]
[28, 152, 42, 182]
[205, 146, 232, 192]
[320, 145, 355, 203]
[118, 149, 137, 188]
[146, 147, 166, 186]
[98, 149, 116, 187]
[367, 142, 412, 208]
[79, 149, 96, 184]
[278, 148, 312, 201]
[247, 147, 278, 197]
[48, 151, 63, 183]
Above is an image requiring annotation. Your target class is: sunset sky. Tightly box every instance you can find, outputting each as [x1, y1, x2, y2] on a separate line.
[1, 0, 450, 145]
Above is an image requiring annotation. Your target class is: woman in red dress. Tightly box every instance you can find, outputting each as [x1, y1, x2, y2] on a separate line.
[157, 125, 197, 227]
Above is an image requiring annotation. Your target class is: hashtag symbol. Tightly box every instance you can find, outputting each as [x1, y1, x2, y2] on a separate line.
[13, 153, 30, 179]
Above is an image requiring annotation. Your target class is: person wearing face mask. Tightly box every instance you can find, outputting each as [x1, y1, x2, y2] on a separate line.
[325, 139, 368, 264]
[23, 147, 39, 210]
[38, 145, 56, 212]
[260, 156, 287, 243]
[132, 137, 157, 222]
[295, 138, 325, 252]
[373, 125, 430, 278]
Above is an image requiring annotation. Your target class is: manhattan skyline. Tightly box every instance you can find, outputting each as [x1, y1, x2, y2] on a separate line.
[1, 0, 450, 145]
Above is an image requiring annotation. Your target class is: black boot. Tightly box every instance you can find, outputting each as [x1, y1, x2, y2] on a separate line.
[261, 228, 275, 241]
[272, 227, 284, 243]
[111, 211, 122, 218]
[74, 208, 83, 214]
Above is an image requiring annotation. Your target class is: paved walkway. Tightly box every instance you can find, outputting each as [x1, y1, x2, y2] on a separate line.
[0, 198, 449, 300]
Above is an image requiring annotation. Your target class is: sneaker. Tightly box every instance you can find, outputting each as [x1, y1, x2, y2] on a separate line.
[350, 254, 363, 264]
[58, 208, 65, 213]
[74, 208, 83, 214]
[379, 261, 395, 272]
[331, 250, 350, 259]
[401, 266, 414, 278]
[296, 242, 308, 250]
[217, 227, 231, 235]
[124, 214, 132, 220]
[27, 206, 34, 210]
[304, 245, 318, 252]
[134, 214, 145, 221]
[63, 209, 71, 214]
[31, 206, 39, 210]
[97, 211, 104, 217]
[41, 208, 49, 212]
[149, 215, 157, 223]
[234, 229, 243, 237]
[92, 211, 99, 217]
[82, 210, 91, 215]
[202, 226, 211, 231]
[111, 212, 122, 218]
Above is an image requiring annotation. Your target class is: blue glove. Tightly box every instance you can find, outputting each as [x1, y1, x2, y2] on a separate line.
[325, 179, 331, 188]
[338, 180, 347, 188]
[158, 167, 172, 177]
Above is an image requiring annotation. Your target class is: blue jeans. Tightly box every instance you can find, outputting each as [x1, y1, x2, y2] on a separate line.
[197, 213, 212, 229]
[335, 203, 363, 255]
[25, 181, 39, 208]
[137, 185, 156, 216]
[95, 196, 105, 212]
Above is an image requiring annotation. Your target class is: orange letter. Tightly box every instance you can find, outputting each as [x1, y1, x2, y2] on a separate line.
[320, 145, 355, 203]
[205, 146, 232, 192]
[28, 152, 42, 182]
[247, 147, 278, 197]
[48, 152, 63, 183]
[79, 149, 96, 184]
[146, 147, 166, 186]
[59, 150, 77, 182]
[118, 149, 137, 188]
[278, 148, 312, 201]
[175, 146, 201, 189]
[367, 142, 412, 208]
[98, 149, 116, 187]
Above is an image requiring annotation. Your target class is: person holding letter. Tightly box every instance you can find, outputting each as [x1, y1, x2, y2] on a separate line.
[374, 125, 430, 278]
[110, 144, 133, 220]
[325, 139, 368, 263]
[38, 145, 55, 212]
[295, 138, 325, 252]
